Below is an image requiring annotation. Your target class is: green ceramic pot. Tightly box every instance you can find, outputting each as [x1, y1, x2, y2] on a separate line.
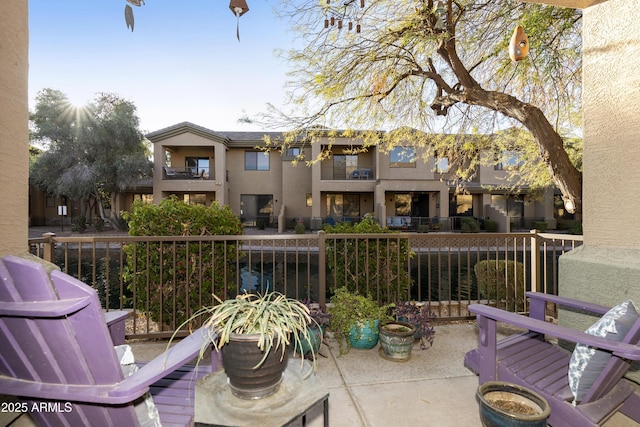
[348, 319, 380, 349]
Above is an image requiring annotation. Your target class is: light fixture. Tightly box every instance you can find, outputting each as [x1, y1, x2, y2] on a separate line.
[509, 25, 529, 61]
[229, 0, 250, 41]
[322, 0, 365, 33]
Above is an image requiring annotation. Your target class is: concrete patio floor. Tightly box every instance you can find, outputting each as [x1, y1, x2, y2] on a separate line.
[130, 322, 483, 427]
[3, 321, 638, 426]
[130, 322, 639, 427]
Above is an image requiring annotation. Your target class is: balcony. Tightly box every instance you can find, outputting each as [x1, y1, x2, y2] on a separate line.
[163, 166, 213, 180]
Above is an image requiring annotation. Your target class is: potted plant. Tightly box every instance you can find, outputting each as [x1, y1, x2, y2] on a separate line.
[295, 299, 330, 358]
[477, 381, 551, 426]
[194, 292, 315, 399]
[327, 287, 391, 355]
[378, 320, 417, 361]
[392, 301, 435, 350]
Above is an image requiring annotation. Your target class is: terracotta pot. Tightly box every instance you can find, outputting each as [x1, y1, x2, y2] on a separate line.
[221, 333, 289, 399]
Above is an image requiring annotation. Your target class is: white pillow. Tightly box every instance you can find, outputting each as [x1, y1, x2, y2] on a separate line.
[115, 345, 162, 427]
[567, 300, 638, 403]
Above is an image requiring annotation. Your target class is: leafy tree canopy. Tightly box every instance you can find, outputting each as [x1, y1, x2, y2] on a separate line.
[256, 0, 583, 212]
[30, 88, 152, 227]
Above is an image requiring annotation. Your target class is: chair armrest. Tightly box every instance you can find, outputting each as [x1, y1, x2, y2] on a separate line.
[526, 292, 611, 316]
[109, 327, 214, 400]
[0, 328, 215, 405]
[469, 304, 640, 360]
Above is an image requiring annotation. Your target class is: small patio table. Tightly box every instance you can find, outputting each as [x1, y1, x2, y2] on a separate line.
[195, 358, 329, 427]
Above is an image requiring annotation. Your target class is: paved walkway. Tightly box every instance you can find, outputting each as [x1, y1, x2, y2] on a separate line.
[131, 322, 483, 427]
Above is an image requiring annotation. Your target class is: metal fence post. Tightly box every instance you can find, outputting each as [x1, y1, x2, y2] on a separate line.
[42, 232, 56, 263]
[530, 230, 540, 293]
[318, 230, 326, 308]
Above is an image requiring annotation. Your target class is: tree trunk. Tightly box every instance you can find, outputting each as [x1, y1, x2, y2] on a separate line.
[435, 87, 583, 214]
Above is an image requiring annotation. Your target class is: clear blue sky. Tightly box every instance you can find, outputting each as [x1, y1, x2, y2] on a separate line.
[29, 1, 295, 133]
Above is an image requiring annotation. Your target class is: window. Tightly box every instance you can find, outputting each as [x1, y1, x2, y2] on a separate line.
[183, 193, 207, 206]
[389, 147, 416, 168]
[186, 157, 210, 178]
[241, 195, 274, 224]
[333, 155, 358, 179]
[434, 157, 449, 173]
[491, 195, 524, 217]
[133, 194, 154, 204]
[452, 194, 473, 216]
[394, 194, 412, 216]
[306, 193, 312, 207]
[495, 151, 524, 171]
[326, 194, 360, 218]
[284, 147, 301, 160]
[245, 151, 270, 170]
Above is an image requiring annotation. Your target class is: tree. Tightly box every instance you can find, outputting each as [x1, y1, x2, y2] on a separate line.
[261, 0, 583, 213]
[30, 89, 153, 229]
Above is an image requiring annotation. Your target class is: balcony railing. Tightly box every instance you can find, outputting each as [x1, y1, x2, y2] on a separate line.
[163, 166, 213, 180]
[29, 231, 582, 339]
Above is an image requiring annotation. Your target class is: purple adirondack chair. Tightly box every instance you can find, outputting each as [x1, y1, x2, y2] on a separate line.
[0, 254, 216, 427]
[465, 291, 640, 426]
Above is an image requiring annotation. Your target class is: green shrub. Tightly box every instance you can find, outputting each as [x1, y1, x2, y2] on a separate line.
[122, 196, 243, 328]
[72, 216, 86, 233]
[570, 221, 583, 235]
[484, 219, 498, 232]
[324, 216, 413, 303]
[460, 217, 480, 233]
[93, 216, 105, 232]
[474, 260, 526, 312]
[532, 221, 548, 232]
[256, 218, 265, 230]
[418, 224, 430, 233]
[295, 223, 306, 234]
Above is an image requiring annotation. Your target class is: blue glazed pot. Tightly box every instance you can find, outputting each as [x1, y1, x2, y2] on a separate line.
[295, 325, 324, 356]
[348, 319, 380, 349]
[477, 381, 551, 427]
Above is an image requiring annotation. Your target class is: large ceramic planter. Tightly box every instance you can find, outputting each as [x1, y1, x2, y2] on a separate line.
[477, 381, 551, 427]
[221, 333, 289, 400]
[378, 321, 417, 361]
[348, 319, 380, 349]
[295, 325, 324, 356]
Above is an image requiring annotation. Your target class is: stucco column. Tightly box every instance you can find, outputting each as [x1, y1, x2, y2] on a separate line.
[0, 1, 29, 255]
[559, 1, 640, 360]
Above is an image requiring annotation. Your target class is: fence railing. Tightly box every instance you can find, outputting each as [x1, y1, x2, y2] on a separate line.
[29, 230, 583, 339]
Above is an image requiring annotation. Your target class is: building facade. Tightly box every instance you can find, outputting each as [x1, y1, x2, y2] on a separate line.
[148, 122, 558, 232]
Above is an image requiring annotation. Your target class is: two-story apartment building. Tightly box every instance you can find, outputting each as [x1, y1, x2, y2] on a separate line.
[148, 121, 558, 232]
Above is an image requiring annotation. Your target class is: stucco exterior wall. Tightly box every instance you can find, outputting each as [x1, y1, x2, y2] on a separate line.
[280, 148, 312, 220]
[583, 0, 640, 249]
[225, 149, 282, 219]
[558, 1, 640, 332]
[0, 1, 28, 255]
